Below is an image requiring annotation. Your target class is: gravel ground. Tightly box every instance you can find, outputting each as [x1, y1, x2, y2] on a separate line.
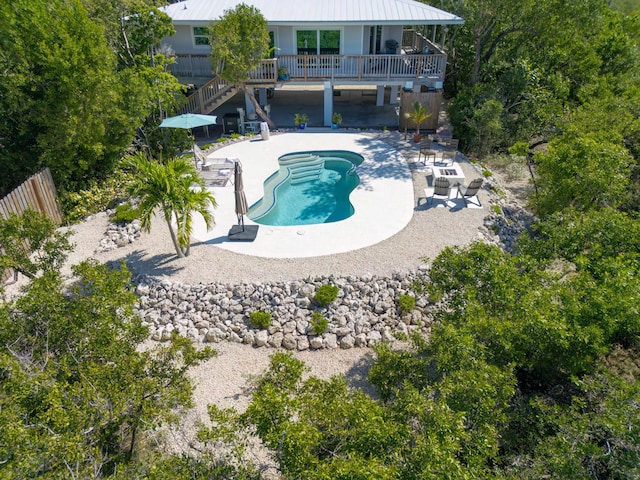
[7, 131, 508, 470]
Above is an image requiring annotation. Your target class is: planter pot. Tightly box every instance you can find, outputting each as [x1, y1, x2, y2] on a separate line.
[298, 123, 306, 130]
[413, 133, 423, 143]
[278, 74, 289, 81]
[331, 123, 339, 130]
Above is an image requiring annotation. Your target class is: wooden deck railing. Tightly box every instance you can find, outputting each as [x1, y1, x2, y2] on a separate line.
[276, 54, 446, 82]
[171, 54, 446, 83]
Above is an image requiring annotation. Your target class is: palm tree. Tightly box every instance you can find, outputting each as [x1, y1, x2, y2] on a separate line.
[128, 154, 217, 258]
[407, 101, 431, 141]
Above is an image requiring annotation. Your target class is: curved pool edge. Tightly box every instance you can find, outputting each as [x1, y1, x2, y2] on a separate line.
[249, 151, 363, 226]
[189, 133, 414, 259]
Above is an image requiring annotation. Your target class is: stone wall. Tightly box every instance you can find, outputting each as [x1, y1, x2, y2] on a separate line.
[134, 269, 433, 350]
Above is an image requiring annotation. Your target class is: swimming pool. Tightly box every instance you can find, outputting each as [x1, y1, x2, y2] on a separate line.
[248, 150, 363, 226]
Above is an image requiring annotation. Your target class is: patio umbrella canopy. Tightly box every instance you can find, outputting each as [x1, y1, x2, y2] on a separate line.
[234, 161, 248, 229]
[159, 113, 217, 129]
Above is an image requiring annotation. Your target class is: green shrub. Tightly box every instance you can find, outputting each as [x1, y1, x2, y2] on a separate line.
[506, 161, 525, 180]
[490, 185, 506, 198]
[482, 168, 493, 177]
[230, 133, 242, 139]
[249, 311, 272, 329]
[398, 294, 416, 314]
[313, 284, 339, 307]
[60, 169, 135, 224]
[216, 137, 227, 143]
[483, 153, 512, 169]
[112, 203, 140, 223]
[410, 280, 427, 295]
[311, 312, 329, 335]
[491, 204, 503, 215]
[393, 331, 408, 341]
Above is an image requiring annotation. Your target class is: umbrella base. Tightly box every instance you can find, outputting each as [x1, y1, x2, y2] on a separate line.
[227, 224, 259, 242]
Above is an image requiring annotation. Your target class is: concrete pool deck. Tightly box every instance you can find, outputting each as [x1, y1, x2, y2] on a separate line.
[192, 133, 415, 258]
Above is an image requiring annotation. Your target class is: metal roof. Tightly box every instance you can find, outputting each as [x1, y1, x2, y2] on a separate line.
[161, 0, 464, 25]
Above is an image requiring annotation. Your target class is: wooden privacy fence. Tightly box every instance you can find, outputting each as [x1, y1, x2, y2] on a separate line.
[1, 168, 63, 284]
[399, 90, 443, 132]
[0, 168, 63, 224]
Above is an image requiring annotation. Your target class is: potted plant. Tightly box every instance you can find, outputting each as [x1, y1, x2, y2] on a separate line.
[277, 66, 289, 81]
[294, 113, 308, 130]
[407, 101, 431, 142]
[331, 112, 342, 130]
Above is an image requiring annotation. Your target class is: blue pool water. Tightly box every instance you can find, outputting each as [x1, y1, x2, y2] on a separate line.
[248, 150, 363, 226]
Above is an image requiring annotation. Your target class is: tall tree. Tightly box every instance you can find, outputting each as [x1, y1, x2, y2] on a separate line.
[127, 155, 217, 258]
[532, 132, 632, 216]
[209, 3, 276, 129]
[0, 0, 126, 194]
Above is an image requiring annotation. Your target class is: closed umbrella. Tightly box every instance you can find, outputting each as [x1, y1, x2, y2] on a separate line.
[234, 161, 248, 230]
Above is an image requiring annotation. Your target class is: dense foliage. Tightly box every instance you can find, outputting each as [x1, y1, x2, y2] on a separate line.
[0, 0, 185, 203]
[0, 257, 215, 477]
[441, 0, 640, 196]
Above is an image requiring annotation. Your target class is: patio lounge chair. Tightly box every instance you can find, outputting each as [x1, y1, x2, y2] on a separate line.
[418, 139, 437, 165]
[198, 157, 235, 186]
[456, 178, 483, 207]
[425, 177, 451, 206]
[193, 144, 208, 169]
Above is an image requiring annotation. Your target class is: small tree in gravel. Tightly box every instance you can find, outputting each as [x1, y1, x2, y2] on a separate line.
[127, 154, 217, 258]
[250, 311, 272, 329]
[313, 284, 339, 307]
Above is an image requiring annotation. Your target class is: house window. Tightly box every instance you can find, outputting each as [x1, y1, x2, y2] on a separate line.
[269, 31, 276, 58]
[296, 29, 340, 55]
[193, 27, 209, 46]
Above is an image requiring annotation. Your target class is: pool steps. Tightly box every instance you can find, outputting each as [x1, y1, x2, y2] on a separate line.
[249, 154, 324, 219]
[248, 151, 365, 222]
[279, 154, 325, 185]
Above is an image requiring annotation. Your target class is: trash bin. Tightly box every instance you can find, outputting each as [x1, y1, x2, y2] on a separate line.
[260, 122, 270, 141]
[223, 112, 240, 134]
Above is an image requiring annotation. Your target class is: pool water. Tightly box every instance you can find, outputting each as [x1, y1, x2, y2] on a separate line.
[248, 151, 362, 226]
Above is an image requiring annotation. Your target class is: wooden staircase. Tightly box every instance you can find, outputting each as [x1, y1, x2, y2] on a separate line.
[180, 75, 238, 114]
[178, 60, 278, 114]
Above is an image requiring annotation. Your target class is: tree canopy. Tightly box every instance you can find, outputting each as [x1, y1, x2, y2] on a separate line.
[208, 3, 276, 128]
[0, 0, 184, 198]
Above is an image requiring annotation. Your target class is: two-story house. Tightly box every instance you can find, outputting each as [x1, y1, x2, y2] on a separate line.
[159, 0, 463, 127]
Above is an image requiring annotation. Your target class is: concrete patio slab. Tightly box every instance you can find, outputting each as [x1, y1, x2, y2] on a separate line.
[190, 133, 414, 258]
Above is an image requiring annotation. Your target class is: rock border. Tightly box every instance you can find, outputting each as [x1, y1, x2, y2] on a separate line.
[134, 269, 434, 350]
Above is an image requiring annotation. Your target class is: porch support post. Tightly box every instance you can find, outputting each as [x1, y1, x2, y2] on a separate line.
[244, 91, 256, 118]
[376, 85, 385, 106]
[257, 88, 268, 106]
[441, 26, 448, 50]
[324, 81, 333, 127]
[389, 85, 399, 105]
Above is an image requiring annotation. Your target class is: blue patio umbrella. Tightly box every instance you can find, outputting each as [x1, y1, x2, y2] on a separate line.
[159, 113, 218, 129]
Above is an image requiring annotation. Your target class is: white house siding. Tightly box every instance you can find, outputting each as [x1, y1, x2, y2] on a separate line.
[276, 26, 295, 55]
